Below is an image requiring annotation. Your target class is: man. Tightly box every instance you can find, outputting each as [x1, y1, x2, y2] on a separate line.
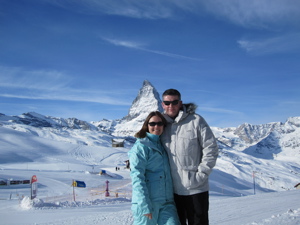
[160, 89, 219, 225]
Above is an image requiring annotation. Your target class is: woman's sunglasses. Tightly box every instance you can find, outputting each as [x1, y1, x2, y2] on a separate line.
[148, 122, 164, 126]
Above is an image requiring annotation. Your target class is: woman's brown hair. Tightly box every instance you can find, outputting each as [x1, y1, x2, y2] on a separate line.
[134, 111, 167, 138]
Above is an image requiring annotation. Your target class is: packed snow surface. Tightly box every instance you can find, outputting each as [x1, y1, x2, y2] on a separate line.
[0, 124, 300, 225]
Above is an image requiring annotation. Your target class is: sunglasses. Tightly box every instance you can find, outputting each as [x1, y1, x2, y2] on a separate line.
[148, 122, 164, 126]
[163, 100, 180, 106]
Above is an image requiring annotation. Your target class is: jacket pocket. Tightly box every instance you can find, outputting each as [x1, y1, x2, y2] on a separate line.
[145, 172, 163, 200]
[182, 170, 208, 189]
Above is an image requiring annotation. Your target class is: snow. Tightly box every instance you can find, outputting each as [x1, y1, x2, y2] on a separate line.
[0, 126, 300, 225]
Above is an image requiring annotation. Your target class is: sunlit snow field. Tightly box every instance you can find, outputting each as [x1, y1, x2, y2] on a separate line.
[0, 126, 299, 225]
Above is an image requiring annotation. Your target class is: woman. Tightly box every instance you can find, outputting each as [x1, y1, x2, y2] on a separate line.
[128, 111, 180, 225]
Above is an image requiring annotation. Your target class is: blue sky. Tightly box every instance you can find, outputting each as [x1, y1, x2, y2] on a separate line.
[0, 0, 299, 128]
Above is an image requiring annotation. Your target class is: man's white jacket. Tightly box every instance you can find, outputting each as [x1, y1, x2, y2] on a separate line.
[161, 103, 219, 195]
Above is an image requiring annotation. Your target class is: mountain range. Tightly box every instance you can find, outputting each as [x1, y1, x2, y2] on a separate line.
[1, 80, 299, 193]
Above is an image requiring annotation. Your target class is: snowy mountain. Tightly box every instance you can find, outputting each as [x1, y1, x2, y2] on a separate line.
[0, 112, 113, 147]
[211, 118, 300, 193]
[0, 80, 300, 194]
[1, 80, 300, 224]
[125, 80, 163, 121]
[215, 117, 300, 162]
[0, 111, 97, 130]
[90, 80, 163, 137]
[111, 80, 163, 137]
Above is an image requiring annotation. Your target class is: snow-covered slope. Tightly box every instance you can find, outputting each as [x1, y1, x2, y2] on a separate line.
[0, 126, 300, 225]
[210, 118, 300, 193]
[1, 79, 300, 194]
[1, 77, 300, 224]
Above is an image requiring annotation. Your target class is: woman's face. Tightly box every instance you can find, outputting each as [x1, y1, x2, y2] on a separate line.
[148, 115, 164, 136]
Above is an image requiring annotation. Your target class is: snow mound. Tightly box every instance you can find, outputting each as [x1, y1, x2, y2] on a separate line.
[20, 196, 33, 210]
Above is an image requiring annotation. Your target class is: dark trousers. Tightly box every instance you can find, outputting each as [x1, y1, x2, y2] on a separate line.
[174, 192, 209, 225]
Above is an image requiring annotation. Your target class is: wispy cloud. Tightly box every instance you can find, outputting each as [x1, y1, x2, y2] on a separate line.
[103, 38, 202, 61]
[0, 66, 131, 105]
[103, 38, 144, 49]
[47, 0, 173, 19]
[0, 93, 130, 105]
[200, 106, 243, 115]
[198, 0, 300, 29]
[47, 0, 300, 29]
[0, 66, 71, 90]
[238, 33, 300, 55]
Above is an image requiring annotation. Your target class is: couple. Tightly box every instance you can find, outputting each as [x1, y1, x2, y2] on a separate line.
[128, 89, 219, 225]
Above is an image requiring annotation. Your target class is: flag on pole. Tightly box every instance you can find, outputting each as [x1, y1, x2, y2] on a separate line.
[72, 180, 86, 188]
[31, 175, 38, 199]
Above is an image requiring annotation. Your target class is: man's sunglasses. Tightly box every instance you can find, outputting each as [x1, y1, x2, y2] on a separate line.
[163, 100, 180, 106]
[148, 122, 164, 127]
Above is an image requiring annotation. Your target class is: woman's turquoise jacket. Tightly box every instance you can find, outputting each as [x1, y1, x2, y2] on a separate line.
[128, 132, 174, 215]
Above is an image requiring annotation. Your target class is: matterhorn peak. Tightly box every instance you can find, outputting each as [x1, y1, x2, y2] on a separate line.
[125, 80, 163, 121]
[112, 80, 163, 137]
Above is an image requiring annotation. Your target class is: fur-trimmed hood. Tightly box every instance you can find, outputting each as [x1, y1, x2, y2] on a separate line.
[182, 103, 197, 114]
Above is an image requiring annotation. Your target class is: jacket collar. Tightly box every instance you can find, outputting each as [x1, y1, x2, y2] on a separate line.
[146, 132, 160, 142]
[138, 132, 162, 153]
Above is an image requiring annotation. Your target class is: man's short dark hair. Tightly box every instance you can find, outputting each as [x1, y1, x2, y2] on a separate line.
[162, 89, 181, 100]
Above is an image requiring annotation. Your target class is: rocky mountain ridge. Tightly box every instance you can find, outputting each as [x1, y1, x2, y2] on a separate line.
[0, 80, 299, 160]
[1, 80, 300, 193]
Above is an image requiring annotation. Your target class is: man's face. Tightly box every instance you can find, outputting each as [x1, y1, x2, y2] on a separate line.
[162, 95, 182, 118]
